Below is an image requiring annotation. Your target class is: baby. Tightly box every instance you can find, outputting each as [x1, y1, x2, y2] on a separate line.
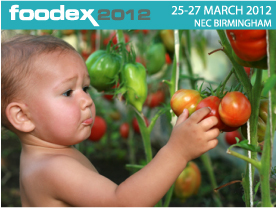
[1, 34, 219, 207]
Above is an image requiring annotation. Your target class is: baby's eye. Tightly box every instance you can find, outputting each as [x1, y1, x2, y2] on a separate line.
[83, 86, 91, 93]
[62, 89, 73, 97]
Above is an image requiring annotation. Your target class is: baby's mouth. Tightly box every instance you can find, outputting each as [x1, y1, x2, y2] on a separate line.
[82, 118, 93, 125]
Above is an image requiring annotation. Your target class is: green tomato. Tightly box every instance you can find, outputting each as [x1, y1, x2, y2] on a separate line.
[86, 51, 121, 91]
[121, 62, 147, 112]
[241, 117, 267, 142]
[146, 43, 166, 75]
[86, 50, 106, 71]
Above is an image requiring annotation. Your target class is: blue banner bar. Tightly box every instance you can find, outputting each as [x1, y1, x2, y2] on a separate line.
[1, 1, 275, 29]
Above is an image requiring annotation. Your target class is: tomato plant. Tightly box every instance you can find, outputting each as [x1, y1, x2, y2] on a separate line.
[132, 117, 149, 134]
[174, 161, 201, 200]
[120, 123, 129, 139]
[195, 96, 226, 130]
[88, 116, 107, 142]
[170, 89, 202, 117]
[218, 91, 251, 127]
[145, 90, 165, 108]
[225, 130, 242, 145]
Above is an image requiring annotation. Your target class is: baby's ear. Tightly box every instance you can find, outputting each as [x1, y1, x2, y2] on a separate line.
[5, 102, 35, 132]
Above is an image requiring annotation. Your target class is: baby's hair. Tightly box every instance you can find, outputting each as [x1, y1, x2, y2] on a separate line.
[1, 34, 78, 129]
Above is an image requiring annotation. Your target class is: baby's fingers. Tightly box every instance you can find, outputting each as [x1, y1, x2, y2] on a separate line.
[200, 116, 218, 131]
[205, 128, 220, 141]
[189, 107, 211, 124]
[175, 109, 189, 126]
[207, 138, 219, 150]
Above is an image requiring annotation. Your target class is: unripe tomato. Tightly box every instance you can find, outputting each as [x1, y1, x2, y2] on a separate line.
[241, 117, 267, 143]
[109, 111, 121, 121]
[88, 116, 107, 142]
[225, 130, 242, 145]
[145, 90, 165, 108]
[219, 92, 251, 127]
[174, 161, 201, 200]
[160, 30, 174, 52]
[132, 117, 149, 134]
[170, 89, 202, 117]
[146, 43, 166, 75]
[120, 123, 129, 139]
[259, 99, 268, 123]
[195, 96, 226, 130]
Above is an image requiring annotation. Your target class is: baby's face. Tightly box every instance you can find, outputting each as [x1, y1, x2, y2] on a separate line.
[26, 50, 95, 146]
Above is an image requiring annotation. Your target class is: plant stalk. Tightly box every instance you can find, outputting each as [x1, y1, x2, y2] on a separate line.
[259, 29, 276, 207]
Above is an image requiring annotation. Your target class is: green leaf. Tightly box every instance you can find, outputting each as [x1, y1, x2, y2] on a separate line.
[254, 181, 261, 199]
[262, 74, 276, 96]
[232, 139, 262, 153]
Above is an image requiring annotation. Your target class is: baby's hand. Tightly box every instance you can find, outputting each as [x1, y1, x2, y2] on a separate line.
[168, 107, 219, 162]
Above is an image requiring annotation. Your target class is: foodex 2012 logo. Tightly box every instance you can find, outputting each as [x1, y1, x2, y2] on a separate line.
[9, 5, 99, 26]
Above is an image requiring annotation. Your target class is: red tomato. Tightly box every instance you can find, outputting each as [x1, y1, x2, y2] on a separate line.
[145, 90, 165, 108]
[195, 96, 225, 130]
[219, 92, 251, 127]
[165, 53, 172, 64]
[170, 89, 202, 117]
[132, 117, 149, 134]
[244, 67, 251, 77]
[88, 116, 107, 142]
[174, 161, 201, 200]
[225, 130, 242, 145]
[120, 123, 129, 139]
[226, 30, 267, 62]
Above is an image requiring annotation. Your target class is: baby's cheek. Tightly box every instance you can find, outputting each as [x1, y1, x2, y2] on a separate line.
[91, 105, 96, 120]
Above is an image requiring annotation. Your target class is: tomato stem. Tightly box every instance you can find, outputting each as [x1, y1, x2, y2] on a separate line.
[226, 149, 261, 170]
[208, 47, 224, 55]
[214, 180, 242, 192]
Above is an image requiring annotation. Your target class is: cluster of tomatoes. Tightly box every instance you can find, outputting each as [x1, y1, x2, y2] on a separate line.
[170, 89, 251, 132]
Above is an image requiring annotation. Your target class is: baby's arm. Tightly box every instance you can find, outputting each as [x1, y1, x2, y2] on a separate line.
[44, 107, 219, 207]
